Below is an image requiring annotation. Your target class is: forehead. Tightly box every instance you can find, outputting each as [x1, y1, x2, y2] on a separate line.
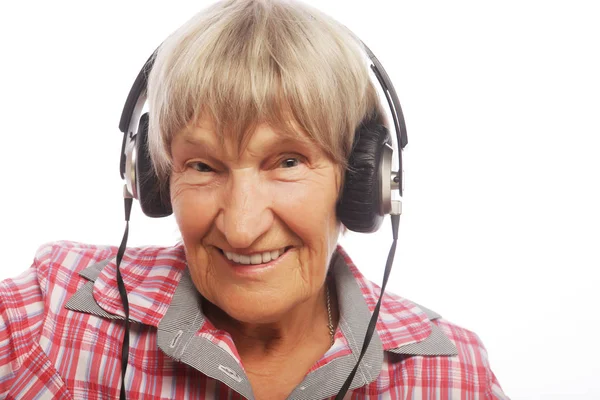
[172, 113, 321, 161]
[184, 112, 311, 145]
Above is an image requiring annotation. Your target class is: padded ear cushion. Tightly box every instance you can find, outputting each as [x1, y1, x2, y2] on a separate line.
[337, 120, 391, 233]
[135, 113, 173, 217]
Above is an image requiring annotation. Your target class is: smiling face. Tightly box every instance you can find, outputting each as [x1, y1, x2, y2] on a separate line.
[170, 116, 342, 324]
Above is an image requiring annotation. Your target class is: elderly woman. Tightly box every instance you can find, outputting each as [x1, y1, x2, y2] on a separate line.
[0, 0, 508, 399]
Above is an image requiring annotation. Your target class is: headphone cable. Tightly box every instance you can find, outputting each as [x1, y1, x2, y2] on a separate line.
[335, 213, 400, 399]
[114, 196, 399, 399]
[116, 192, 133, 400]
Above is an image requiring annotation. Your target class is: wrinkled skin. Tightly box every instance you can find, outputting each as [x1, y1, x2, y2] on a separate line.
[169, 116, 341, 371]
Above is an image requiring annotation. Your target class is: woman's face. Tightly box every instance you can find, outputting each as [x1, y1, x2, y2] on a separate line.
[170, 116, 341, 324]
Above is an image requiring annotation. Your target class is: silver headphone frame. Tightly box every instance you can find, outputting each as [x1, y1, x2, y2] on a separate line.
[124, 137, 138, 199]
[378, 143, 402, 216]
[123, 92, 147, 200]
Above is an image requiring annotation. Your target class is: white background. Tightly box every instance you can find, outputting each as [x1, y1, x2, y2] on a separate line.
[1, 1, 599, 398]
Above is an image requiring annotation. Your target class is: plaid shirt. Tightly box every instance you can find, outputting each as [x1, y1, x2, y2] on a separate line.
[0, 241, 508, 399]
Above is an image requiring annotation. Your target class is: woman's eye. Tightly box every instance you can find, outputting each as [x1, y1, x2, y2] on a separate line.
[189, 162, 213, 172]
[279, 157, 301, 168]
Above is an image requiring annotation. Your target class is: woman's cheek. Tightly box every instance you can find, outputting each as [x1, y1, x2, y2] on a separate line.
[271, 181, 313, 213]
[271, 174, 335, 211]
[171, 178, 221, 239]
[271, 180, 336, 240]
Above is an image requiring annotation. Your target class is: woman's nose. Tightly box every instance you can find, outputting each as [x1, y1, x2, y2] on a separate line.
[215, 172, 274, 249]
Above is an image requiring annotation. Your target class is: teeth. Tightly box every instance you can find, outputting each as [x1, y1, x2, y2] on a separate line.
[262, 251, 272, 263]
[224, 247, 287, 265]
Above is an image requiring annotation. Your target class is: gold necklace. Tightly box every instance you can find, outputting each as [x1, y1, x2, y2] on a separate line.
[326, 284, 335, 346]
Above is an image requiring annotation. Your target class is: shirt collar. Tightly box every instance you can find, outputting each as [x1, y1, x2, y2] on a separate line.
[66, 243, 457, 356]
[66, 244, 187, 326]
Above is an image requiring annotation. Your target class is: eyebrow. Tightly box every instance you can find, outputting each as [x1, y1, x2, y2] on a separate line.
[181, 135, 217, 149]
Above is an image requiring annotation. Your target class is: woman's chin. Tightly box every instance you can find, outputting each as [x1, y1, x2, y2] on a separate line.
[217, 295, 291, 325]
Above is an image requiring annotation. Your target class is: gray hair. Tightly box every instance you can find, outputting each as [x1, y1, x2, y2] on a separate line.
[147, 0, 387, 186]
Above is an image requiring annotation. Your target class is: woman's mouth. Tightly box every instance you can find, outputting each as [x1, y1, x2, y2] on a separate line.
[217, 246, 293, 270]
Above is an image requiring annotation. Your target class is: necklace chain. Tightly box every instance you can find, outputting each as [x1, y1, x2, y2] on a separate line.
[326, 284, 335, 346]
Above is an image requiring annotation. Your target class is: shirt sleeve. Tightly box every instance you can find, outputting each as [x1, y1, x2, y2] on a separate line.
[475, 332, 510, 400]
[433, 317, 510, 399]
[490, 368, 510, 399]
[0, 251, 47, 397]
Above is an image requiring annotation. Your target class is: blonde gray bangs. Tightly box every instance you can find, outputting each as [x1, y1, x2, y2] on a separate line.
[147, 0, 386, 185]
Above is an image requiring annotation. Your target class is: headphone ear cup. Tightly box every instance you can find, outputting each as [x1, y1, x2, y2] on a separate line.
[135, 113, 173, 217]
[337, 122, 391, 233]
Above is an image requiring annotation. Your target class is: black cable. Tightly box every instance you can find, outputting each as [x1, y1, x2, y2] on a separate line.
[117, 197, 133, 400]
[115, 195, 398, 400]
[335, 213, 400, 399]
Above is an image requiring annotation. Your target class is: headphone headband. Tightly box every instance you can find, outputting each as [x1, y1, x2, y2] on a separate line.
[119, 53, 155, 179]
[114, 20, 408, 399]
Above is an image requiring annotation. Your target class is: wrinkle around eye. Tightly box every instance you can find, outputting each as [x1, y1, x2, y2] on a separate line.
[270, 164, 311, 182]
[170, 167, 222, 192]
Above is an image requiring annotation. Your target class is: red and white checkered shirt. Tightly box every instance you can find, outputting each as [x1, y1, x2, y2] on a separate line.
[0, 241, 508, 399]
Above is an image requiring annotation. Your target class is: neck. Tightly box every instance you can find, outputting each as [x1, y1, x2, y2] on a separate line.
[203, 283, 337, 361]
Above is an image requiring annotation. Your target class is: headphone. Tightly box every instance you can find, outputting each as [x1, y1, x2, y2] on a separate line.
[118, 38, 407, 232]
[115, 27, 408, 400]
